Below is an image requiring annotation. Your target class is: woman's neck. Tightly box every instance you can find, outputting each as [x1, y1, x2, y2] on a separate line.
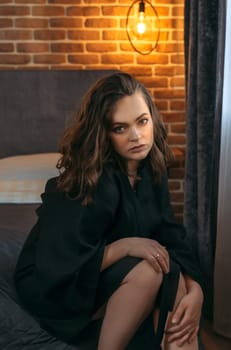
[127, 160, 140, 177]
[126, 161, 142, 190]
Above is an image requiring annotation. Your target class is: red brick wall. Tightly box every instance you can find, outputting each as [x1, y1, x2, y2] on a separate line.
[0, 0, 185, 221]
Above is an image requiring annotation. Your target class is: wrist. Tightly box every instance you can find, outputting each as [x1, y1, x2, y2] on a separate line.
[184, 276, 204, 298]
[113, 238, 129, 257]
[101, 238, 128, 271]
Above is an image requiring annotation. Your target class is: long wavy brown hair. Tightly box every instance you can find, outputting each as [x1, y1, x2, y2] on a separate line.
[57, 72, 173, 205]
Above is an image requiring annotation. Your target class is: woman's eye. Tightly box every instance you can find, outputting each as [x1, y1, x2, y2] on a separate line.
[112, 126, 125, 133]
[139, 118, 148, 125]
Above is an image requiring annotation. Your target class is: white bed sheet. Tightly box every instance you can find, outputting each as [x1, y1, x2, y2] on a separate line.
[0, 153, 60, 203]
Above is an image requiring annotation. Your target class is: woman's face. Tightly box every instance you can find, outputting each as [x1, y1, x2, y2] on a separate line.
[109, 92, 154, 169]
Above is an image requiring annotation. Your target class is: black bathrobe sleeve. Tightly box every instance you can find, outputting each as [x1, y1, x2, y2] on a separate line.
[14, 170, 120, 342]
[154, 173, 204, 288]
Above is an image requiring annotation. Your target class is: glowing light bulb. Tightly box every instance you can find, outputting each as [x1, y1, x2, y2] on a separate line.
[137, 11, 146, 34]
[137, 0, 146, 35]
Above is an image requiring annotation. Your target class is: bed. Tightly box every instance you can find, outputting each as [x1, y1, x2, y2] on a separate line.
[0, 70, 116, 349]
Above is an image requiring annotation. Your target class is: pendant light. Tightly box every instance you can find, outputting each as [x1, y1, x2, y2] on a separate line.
[126, 0, 160, 55]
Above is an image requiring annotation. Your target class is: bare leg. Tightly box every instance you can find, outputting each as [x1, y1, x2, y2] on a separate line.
[97, 260, 163, 350]
[159, 274, 199, 350]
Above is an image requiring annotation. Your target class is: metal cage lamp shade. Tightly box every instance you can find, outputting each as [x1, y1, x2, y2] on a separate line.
[126, 0, 160, 55]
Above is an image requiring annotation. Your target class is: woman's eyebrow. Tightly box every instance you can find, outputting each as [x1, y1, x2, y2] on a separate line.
[136, 112, 149, 120]
[111, 122, 127, 126]
[112, 113, 149, 126]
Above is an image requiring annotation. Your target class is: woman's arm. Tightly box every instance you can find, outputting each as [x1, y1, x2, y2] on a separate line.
[101, 239, 127, 271]
[184, 275, 204, 296]
[101, 237, 169, 274]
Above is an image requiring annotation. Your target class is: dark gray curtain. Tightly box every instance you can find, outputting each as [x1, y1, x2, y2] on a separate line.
[184, 0, 226, 321]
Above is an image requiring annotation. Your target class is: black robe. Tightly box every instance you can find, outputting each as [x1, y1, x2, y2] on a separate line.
[14, 164, 203, 345]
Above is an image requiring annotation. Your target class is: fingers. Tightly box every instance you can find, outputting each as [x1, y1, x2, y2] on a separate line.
[166, 324, 199, 346]
[149, 243, 169, 274]
[153, 252, 169, 274]
[147, 254, 162, 273]
[173, 331, 192, 347]
[169, 299, 186, 326]
[165, 300, 199, 346]
[153, 243, 169, 260]
[188, 325, 199, 344]
[165, 302, 187, 334]
[147, 251, 169, 274]
[131, 238, 169, 274]
[166, 323, 194, 341]
[166, 311, 199, 345]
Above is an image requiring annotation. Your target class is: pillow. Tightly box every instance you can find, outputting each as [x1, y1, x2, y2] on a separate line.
[0, 153, 60, 203]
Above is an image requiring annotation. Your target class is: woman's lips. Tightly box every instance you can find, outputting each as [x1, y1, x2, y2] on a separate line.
[129, 144, 147, 153]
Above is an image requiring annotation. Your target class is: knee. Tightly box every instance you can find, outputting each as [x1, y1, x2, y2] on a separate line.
[123, 260, 163, 296]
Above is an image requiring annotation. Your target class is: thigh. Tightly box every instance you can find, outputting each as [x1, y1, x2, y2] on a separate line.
[94, 256, 142, 311]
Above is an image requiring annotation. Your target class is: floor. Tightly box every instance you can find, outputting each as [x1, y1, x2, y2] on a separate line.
[200, 319, 231, 350]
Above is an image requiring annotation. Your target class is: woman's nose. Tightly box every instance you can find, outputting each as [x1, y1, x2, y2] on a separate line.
[129, 127, 141, 141]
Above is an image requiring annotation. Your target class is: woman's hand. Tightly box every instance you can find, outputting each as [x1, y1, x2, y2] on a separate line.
[165, 279, 203, 346]
[101, 237, 169, 273]
[124, 237, 169, 274]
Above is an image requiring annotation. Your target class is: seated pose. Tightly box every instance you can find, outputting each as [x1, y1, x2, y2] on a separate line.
[14, 72, 204, 350]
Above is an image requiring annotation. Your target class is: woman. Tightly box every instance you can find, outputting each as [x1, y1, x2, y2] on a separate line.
[14, 72, 203, 349]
